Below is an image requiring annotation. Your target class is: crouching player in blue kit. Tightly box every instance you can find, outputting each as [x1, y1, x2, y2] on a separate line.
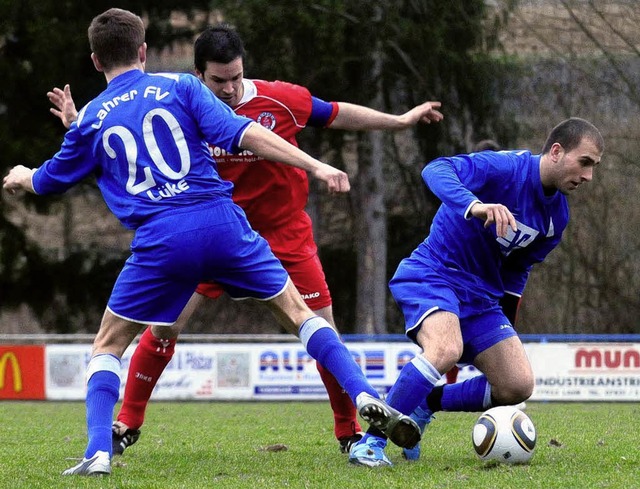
[349, 118, 604, 466]
[2, 8, 420, 476]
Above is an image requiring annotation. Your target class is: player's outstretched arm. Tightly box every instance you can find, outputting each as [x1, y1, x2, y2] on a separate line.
[399, 100, 444, 126]
[240, 122, 350, 193]
[329, 101, 443, 131]
[3, 165, 37, 194]
[47, 84, 78, 129]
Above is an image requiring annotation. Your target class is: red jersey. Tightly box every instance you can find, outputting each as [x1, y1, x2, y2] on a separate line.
[210, 79, 338, 230]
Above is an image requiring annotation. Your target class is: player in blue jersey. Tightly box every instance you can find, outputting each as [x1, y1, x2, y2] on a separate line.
[349, 117, 604, 467]
[2, 8, 421, 476]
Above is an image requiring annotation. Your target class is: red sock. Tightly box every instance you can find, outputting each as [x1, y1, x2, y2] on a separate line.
[116, 327, 176, 430]
[316, 361, 362, 440]
[445, 365, 460, 384]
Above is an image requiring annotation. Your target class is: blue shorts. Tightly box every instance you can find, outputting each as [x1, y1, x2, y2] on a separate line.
[389, 255, 517, 364]
[107, 199, 289, 325]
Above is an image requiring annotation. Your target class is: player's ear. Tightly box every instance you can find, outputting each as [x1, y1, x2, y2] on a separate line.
[138, 42, 147, 65]
[91, 52, 104, 73]
[550, 142, 564, 161]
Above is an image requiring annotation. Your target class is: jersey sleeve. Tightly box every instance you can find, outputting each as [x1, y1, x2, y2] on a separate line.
[32, 124, 96, 195]
[256, 80, 317, 128]
[307, 97, 339, 127]
[180, 74, 253, 153]
[421, 153, 484, 218]
[422, 151, 520, 219]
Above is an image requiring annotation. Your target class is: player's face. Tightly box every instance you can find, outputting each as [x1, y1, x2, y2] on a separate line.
[197, 57, 244, 107]
[552, 138, 602, 194]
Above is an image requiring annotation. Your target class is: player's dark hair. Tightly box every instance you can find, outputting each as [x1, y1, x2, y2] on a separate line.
[541, 117, 604, 155]
[473, 139, 501, 152]
[88, 8, 145, 71]
[194, 24, 246, 73]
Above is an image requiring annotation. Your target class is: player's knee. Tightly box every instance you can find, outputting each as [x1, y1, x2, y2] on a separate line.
[493, 377, 533, 405]
[420, 342, 462, 373]
[150, 324, 181, 340]
[509, 382, 533, 404]
[444, 343, 464, 371]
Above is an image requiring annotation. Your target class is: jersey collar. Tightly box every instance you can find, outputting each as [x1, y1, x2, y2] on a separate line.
[238, 79, 257, 105]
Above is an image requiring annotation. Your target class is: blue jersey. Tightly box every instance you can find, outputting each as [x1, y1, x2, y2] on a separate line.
[418, 149, 569, 299]
[32, 70, 252, 229]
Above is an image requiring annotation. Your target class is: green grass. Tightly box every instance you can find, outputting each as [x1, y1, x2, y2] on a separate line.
[0, 401, 637, 488]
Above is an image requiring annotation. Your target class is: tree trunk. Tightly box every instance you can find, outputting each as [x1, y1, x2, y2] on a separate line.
[354, 37, 388, 334]
[354, 131, 388, 334]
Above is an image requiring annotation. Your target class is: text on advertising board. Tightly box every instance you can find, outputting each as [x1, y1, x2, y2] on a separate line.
[575, 347, 640, 370]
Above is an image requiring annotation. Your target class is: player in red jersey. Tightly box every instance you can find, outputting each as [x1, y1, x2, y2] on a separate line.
[48, 24, 443, 455]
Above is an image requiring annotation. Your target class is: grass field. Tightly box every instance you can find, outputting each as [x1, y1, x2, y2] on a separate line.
[0, 401, 637, 488]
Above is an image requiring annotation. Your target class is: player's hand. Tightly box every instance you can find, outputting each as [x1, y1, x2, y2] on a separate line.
[312, 163, 351, 193]
[469, 202, 516, 238]
[399, 101, 444, 126]
[3, 165, 36, 194]
[47, 84, 78, 129]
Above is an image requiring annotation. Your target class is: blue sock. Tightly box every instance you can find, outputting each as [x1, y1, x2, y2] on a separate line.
[386, 356, 441, 415]
[361, 432, 385, 444]
[441, 375, 491, 412]
[84, 355, 121, 458]
[299, 317, 378, 404]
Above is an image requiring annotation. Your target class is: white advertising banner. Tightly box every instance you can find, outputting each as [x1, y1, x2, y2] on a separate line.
[46, 344, 93, 400]
[46, 344, 257, 401]
[45, 342, 422, 401]
[251, 342, 420, 399]
[527, 342, 640, 401]
[44, 341, 640, 401]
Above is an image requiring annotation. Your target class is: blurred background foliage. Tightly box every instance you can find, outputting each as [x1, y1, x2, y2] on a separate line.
[1, 0, 639, 335]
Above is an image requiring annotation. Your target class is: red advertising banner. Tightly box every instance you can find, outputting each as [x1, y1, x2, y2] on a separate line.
[0, 345, 46, 400]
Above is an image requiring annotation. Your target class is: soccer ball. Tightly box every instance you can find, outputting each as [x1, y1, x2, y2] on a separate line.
[472, 406, 536, 464]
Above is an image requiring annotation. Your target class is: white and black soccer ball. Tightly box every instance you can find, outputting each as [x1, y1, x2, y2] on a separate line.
[472, 406, 536, 464]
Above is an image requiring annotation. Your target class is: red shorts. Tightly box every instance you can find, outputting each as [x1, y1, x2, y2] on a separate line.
[196, 211, 332, 310]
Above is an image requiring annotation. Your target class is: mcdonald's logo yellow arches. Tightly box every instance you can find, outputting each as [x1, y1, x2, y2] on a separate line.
[0, 351, 23, 392]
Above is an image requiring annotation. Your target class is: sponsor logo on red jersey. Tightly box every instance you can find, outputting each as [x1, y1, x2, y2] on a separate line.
[256, 111, 276, 130]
